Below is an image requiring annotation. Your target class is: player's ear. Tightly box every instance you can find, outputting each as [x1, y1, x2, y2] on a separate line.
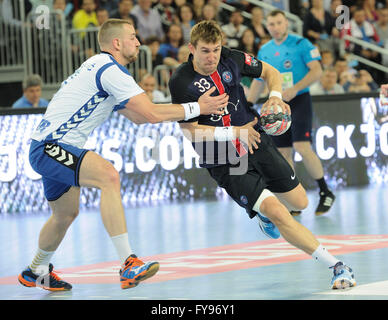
[188, 43, 195, 55]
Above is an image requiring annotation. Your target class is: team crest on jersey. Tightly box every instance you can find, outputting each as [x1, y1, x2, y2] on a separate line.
[283, 60, 292, 69]
[222, 71, 233, 83]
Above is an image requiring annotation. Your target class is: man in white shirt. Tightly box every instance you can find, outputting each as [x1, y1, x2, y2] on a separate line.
[310, 68, 345, 95]
[130, 0, 165, 42]
[18, 19, 229, 292]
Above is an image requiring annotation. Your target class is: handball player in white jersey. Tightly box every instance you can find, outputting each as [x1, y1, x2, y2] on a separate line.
[18, 19, 229, 291]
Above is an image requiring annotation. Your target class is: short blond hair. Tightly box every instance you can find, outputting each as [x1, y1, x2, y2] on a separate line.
[190, 20, 223, 47]
[98, 18, 132, 48]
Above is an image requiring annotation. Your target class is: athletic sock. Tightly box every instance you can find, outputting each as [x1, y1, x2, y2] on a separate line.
[111, 233, 133, 265]
[316, 177, 329, 194]
[311, 244, 340, 268]
[29, 248, 55, 275]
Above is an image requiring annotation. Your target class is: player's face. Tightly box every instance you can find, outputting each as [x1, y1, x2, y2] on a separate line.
[121, 24, 140, 63]
[189, 40, 222, 75]
[266, 14, 289, 42]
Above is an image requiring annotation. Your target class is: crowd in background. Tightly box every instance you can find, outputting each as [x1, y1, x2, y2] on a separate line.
[6, 0, 388, 107]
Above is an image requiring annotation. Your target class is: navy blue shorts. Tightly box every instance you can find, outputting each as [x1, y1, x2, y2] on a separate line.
[29, 140, 89, 201]
[271, 92, 313, 148]
[207, 134, 299, 219]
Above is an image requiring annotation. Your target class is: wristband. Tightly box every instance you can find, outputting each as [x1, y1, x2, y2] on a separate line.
[214, 126, 235, 141]
[269, 91, 283, 100]
[182, 102, 200, 120]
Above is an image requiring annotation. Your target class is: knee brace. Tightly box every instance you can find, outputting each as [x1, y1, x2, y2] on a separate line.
[253, 189, 275, 218]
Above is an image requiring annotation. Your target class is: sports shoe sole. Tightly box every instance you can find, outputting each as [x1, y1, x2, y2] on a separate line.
[121, 262, 160, 289]
[18, 274, 71, 291]
[331, 278, 356, 290]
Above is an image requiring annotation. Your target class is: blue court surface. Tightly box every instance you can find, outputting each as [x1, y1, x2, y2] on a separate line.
[1, 186, 388, 309]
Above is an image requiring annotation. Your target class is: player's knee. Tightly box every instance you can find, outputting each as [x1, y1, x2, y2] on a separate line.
[53, 209, 79, 226]
[260, 198, 289, 225]
[299, 193, 309, 210]
[101, 166, 121, 189]
[255, 190, 289, 225]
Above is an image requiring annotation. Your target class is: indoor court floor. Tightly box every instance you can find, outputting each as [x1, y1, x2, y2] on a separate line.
[1, 185, 388, 301]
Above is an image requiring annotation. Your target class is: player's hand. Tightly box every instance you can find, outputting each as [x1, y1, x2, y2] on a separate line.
[261, 96, 291, 116]
[235, 118, 261, 154]
[198, 86, 229, 115]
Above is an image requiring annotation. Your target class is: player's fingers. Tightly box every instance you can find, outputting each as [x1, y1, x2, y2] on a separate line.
[203, 86, 216, 95]
[250, 117, 258, 126]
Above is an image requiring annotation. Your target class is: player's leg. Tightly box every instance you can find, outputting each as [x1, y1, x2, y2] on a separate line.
[78, 151, 159, 289]
[278, 146, 293, 169]
[19, 186, 79, 291]
[255, 190, 355, 289]
[293, 141, 323, 179]
[79, 151, 127, 237]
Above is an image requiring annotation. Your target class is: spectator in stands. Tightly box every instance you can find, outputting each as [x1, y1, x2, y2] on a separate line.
[96, 8, 110, 26]
[139, 73, 170, 103]
[154, 0, 177, 34]
[176, 3, 195, 44]
[131, 0, 164, 42]
[207, 0, 230, 25]
[98, 0, 120, 15]
[303, 0, 339, 56]
[201, 3, 217, 21]
[358, 0, 379, 22]
[221, 10, 248, 49]
[224, 0, 250, 11]
[145, 36, 164, 69]
[309, 67, 345, 94]
[334, 56, 357, 78]
[12, 74, 49, 108]
[176, 45, 190, 63]
[111, 0, 138, 29]
[72, 0, 98, 30]
[173, 0, 187, 9]
[192, 0, 205, 21]
[344, 69, 379, 92]
[52, 0, 72, 29]
[341, 6, 383, 82]
[247, 7, 270, 46]
[159, 23, 184, 66]
[321, 49, 335, 68]
[237, 28, 259, 56]
[374, 6, 388, 41]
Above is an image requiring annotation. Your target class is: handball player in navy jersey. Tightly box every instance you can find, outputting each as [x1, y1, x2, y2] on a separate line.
[169, 20, 355, 289]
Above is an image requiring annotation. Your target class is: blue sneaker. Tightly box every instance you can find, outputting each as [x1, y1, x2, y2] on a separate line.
[255, 213, 280, 239]
[120, 254, 159, 289]
[330, 261, 356, 289]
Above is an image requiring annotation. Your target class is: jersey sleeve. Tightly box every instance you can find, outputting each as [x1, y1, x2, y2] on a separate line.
[299, 38, 321, 65]
[223, 47, 263, 79]
[99, 64, 144, 106]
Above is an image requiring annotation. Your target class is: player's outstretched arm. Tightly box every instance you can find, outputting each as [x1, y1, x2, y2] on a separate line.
[179, 118, 261, 154]
[119, 87, 228, 124]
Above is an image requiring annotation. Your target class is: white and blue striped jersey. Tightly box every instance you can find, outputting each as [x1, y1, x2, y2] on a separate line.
[31, 52, 144, 148]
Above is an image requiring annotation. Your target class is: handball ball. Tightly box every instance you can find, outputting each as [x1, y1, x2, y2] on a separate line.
[260, 105, 291, 136]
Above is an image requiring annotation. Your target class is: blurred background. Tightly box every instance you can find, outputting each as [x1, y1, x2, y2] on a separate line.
[0, 0, 387, 214]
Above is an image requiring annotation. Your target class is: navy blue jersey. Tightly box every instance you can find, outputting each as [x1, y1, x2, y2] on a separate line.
[169, 46, 264, 167]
